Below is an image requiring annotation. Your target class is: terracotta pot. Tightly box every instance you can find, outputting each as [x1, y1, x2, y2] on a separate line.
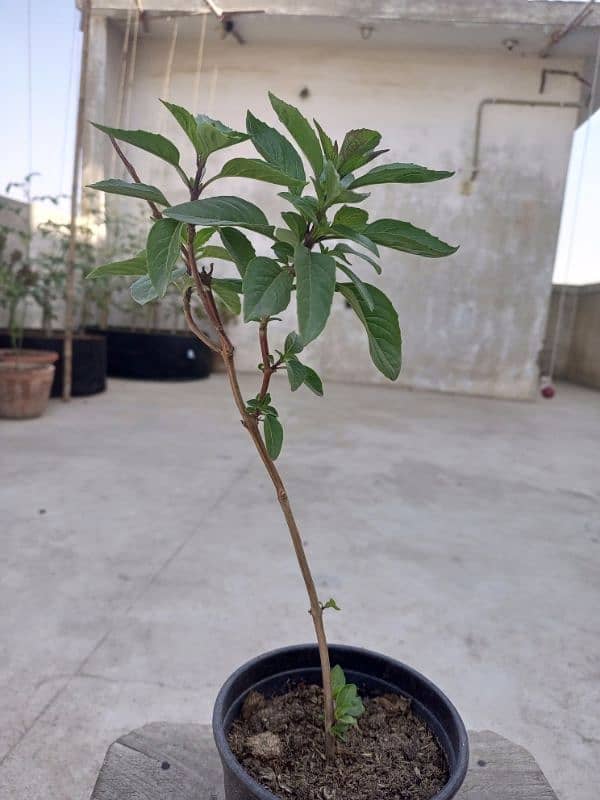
[0, 350, 58, 419]
[0, 348, 59, 367]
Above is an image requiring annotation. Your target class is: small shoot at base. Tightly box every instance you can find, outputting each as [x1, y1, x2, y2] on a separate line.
[330, 664, 365, 740]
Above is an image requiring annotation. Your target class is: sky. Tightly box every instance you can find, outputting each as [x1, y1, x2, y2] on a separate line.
[0, 0, 598, 285]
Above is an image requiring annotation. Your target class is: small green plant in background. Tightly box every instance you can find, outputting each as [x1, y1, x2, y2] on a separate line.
[87, 93, 456, 757]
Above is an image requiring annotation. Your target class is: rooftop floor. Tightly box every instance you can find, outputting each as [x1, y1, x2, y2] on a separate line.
[1, 376, 599, 800]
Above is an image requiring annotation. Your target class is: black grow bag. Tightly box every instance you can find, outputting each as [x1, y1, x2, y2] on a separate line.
[0, 331, 106, 397]
[213, 644, 469, 800]
[87, 327, 212, 381]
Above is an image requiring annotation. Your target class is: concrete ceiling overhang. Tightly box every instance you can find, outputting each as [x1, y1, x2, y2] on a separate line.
[78, 0, 600, 57]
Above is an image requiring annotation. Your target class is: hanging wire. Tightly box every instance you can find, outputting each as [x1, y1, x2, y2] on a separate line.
[161, 18, 180, 111]
[60, 9, 79, 195]
[192, 14, 209, 112]
[208, 64, 219, 117]
[109, 2, 135, 175]
[26, 0, 33, 203]
[547, 27, 600, 382]
[122, 7, 141, 134]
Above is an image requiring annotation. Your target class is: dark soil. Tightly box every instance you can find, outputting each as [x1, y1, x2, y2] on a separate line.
[228, 683, 448, 800]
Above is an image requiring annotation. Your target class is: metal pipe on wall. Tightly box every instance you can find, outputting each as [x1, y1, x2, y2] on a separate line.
[469, 98, 582, 183]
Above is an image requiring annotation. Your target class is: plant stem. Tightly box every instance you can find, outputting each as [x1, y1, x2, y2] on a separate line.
[220, 346, 337, 760]
[183, 233, 336, 760]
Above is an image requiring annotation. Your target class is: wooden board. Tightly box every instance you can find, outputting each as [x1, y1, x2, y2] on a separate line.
[91, 724, 558, 800]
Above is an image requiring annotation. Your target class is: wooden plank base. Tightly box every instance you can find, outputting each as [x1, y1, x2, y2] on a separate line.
[91, 724, 558, 800]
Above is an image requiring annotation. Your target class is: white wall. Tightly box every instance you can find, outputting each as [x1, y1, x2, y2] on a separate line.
[87, 24, 582, 398]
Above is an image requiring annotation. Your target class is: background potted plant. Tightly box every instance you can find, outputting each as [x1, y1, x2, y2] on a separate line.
[88, 94, 469, 800]
[0, 221, 58, 419]
[85, 210, 214, 381]
[0, 185, 107, 398]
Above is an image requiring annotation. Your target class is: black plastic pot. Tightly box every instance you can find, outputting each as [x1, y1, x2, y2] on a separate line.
[86, 327, 212, 381]
[213, 644, 469, 800]
[0, 331, 106, 398]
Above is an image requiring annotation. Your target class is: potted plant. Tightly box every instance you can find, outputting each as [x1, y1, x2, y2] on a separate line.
[0, 225, 58, 418]
[0, 190, 107, 398]
[85, 210, 214, 381]
[88, 95, 468, 800]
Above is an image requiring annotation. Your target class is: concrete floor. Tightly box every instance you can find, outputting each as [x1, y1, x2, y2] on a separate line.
[1, 376, 599, 800]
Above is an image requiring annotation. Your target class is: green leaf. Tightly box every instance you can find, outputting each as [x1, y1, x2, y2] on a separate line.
[220, 227, 256, 277]
[322, 597, 340, 611]
[246, 111, 305, 183]
[279, 192, 319, 223]
[336, 262, 374, 310]
[337, 129, 381, 176]
[333, 206, 368, 231]
[200, 245, 234, 262]
[294, 245, 336, 345]
[286, 357, 307, 391]
[303, 365, 323, 396]
[364, 219, 458, 258]
[331, 665, 346, 698]
[243, 257, 294, 321]
[212, 277, 242, 293]
[269, 92, 323, 177]
[330, 243, 381, 274]
[130, 266, 186, 305]
[195, 113, 249, 154]
[275, 227, 298, 247]
[193, 227, 216, 249]
[272, 241, 294, 262]
[329, 224, 379, 256]
[281, 212, 307, 242]
[91, 122, 180, 167]
[350, 162, 454, 189]
[212, 278, 241, 315]
[314, 119, 336, 162]
[284, 331, 303, 355]
[130, 275, 157, 305]
[217, 157, 306, 191]
[165, 196, 273, 234]
[319, 160, 342, 205]
[338, 282, 401, 380]
[161, 100, 249, 157]
[147, 218, 182, 296]
[86, 251, 147, 279]
[264, 414, 283, 460]
[160, 100, 204, 154]
[88, 179, 169, 206]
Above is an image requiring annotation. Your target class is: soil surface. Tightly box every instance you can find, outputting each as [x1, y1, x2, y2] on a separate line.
[228, 683, 448, 800]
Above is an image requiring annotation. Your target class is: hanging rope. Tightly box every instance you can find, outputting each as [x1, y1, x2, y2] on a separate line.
[62, 0, 92, 400]
[545, 29, 600, 393]
[109, 3, 135, 175]
[59, 9, 79, 195]
[192, 14, 209, 112]
[208, 64, 219, 117]
[122, 7, 141, 134]
[161, 18, 179, 110]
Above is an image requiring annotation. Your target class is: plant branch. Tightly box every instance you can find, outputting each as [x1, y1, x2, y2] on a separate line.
[108, 136, 163, 220]
[182, 287, 220, 354]
[258, 318, 275, 399]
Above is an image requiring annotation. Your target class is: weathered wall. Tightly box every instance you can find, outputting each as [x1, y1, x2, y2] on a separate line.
[539, 286, 579, 378]
[86, 22, 582, 398]
[543, 284, 600, 389]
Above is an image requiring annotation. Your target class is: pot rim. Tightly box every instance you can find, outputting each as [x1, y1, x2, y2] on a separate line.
[213, 643, 469, 800]
[0, 348, 59, 365]
[0, 362, 56, 377]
